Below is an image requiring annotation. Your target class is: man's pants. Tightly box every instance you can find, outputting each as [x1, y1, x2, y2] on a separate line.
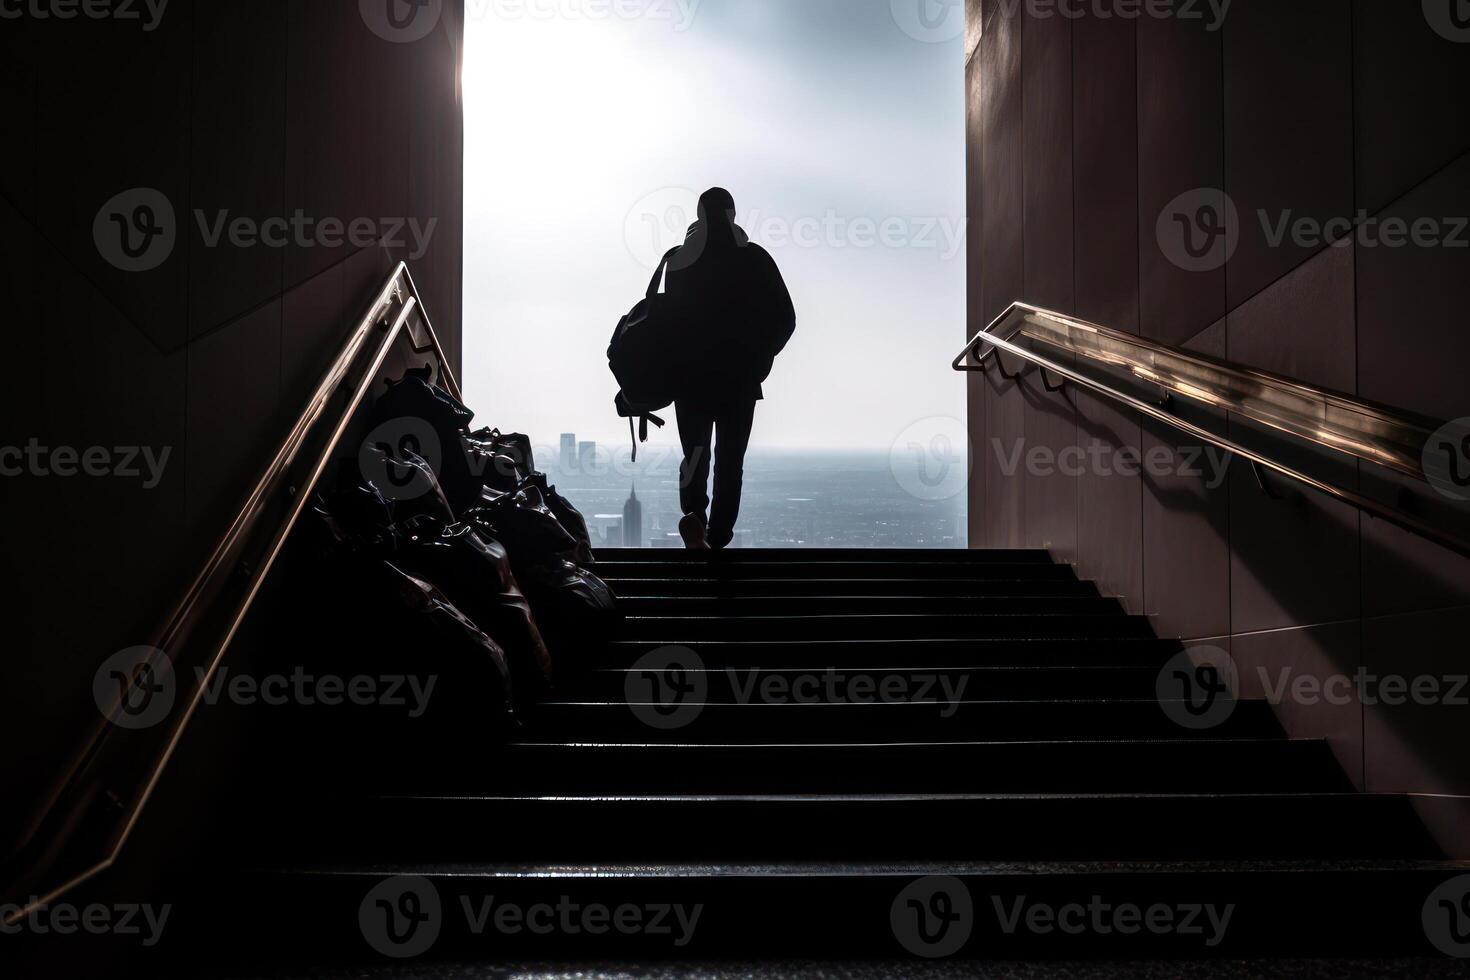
[676, 398, 757, 550]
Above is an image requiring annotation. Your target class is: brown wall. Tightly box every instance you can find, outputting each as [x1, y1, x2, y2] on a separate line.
[965, 0, 1470, 846]
[0, 0, 464, 849]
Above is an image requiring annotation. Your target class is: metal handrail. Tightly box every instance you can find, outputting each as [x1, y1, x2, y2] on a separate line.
[3, 261, 459, 920]
[954, 303, 1470, 559]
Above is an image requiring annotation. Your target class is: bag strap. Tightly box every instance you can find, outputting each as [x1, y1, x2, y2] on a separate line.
[644, 248, 680, 299]
[626, 411, 667, 463]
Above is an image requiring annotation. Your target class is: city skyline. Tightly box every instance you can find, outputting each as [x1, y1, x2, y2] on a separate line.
[545, 446, 965, 551]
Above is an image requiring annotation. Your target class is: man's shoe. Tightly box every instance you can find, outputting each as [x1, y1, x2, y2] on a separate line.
[679, 514, 710, 550]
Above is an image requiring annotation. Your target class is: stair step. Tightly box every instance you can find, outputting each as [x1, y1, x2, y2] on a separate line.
[592, 637, 1186, 669]
[405, 739, 1354, 796]
[614, 613, 1157, 641]
[599, 548, 1054, 563]
[606, 577, 1101, 597]
[262, 793, 1441, 864]
[597, 561, 1078, 581]
[615, 596, 1124, 616]
[522, 699, 1282, 743]
[204, 861, 1468, 958]
[564, 665, 1167, 700]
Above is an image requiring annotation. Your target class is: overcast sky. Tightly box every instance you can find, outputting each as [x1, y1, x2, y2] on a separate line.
[462, 0, 967, 451]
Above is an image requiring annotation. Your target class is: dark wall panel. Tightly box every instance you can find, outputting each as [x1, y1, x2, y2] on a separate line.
[977, 1, 1024, 548]
[1072, 12, 1138, 333]
[1364, 607, 1470, 795]
[1357, 152, 1470, 423]
[1227, 241, 1356, 394]
[2, 0, 464, 854]
[1234, 623, 1365, 787]
[33, 11, 193, 354]
[977, 1, 1024, 326]
[965, 0, 1470, 835]
[183, 302, 284, 556]
[964, 56, 986, 538]
[1141, 324, 1230, 640]
[1076, 391, 1144, 614]
[1354, 1, 1470, 215]
[1020, 8, 1076, 555]
[189, 0, 288, 339]
[1022, 10, 1073, 313]
[1228, 465, 1361, 635]
[1222, 0, 1353, 309]
[1136, 15, 1224, 346]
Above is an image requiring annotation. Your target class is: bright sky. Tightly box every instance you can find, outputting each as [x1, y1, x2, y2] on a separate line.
[462, 0, 967, 450]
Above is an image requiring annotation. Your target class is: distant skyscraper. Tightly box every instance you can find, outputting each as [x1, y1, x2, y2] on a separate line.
[560, 433, 576, 471]
[578, 441, 596, 475]
[623, 484, 643, 549]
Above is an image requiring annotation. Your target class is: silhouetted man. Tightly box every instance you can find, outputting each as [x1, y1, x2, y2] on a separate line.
[667, 187, 795, 550]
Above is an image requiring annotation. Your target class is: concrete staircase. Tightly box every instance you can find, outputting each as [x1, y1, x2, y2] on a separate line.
[192, 549, 1462, 964]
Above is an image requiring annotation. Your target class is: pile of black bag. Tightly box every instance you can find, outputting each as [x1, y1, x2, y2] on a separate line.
[297, 363, 617, 735]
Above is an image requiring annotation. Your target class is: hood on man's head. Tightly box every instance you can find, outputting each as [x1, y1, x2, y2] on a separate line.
[698, 187, 736, 225]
